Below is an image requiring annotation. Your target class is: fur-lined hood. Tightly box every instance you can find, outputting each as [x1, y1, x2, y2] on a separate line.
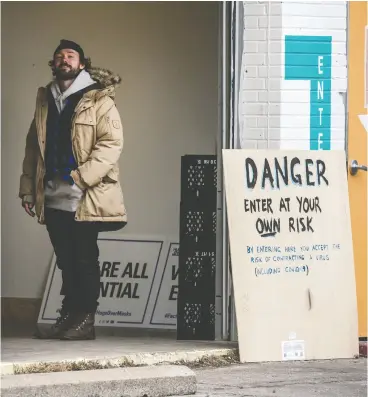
[48, 66, 122, 101]
[88, 67, 122, 89]
[87, 67, 122, 100]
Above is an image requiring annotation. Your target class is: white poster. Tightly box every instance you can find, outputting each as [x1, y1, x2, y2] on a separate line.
[150, 243, 179, 326]
[38, 236, 174, 328]
[223, 149, 358, 362]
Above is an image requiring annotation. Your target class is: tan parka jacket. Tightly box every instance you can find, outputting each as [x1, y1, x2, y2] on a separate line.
[19, 67, 127, 225]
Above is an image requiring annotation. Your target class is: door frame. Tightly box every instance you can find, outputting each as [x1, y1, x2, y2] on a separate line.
[217, 0, 243, 341]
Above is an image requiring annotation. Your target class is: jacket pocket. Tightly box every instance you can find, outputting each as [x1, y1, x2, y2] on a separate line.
[73, 116, 97, 163]
[83, 181, 126, 218]
[102, 168, 119, 184]
[74, 107, 96, 126]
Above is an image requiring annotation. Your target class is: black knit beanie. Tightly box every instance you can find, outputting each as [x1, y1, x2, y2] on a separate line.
[53, 39, 85, 61]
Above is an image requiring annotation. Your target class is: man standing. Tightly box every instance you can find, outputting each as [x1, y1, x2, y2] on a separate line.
[19, 39, 127, 341]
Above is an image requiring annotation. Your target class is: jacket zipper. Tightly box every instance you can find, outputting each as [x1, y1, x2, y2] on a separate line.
[37, 100, 47, 222]
[37, 100, 48, 162]
[71, 111, 83, 221]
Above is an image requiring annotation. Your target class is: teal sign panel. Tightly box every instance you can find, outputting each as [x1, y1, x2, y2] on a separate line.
[285, 35, 332, 150]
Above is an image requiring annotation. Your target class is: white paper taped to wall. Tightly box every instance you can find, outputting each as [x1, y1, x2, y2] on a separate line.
[282, 340, 306, 361]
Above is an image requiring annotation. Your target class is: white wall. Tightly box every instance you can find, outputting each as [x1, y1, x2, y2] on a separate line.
[239, 1, 347, 150]
[1, 2, 219, 298]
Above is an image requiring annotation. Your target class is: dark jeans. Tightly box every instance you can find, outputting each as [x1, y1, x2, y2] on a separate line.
[44, 208, 100, 314]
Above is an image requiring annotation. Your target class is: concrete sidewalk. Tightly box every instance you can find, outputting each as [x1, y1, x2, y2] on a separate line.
[194, 358, 367, 397]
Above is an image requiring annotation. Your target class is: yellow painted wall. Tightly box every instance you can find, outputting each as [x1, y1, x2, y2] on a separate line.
[348, 2, 368, 338]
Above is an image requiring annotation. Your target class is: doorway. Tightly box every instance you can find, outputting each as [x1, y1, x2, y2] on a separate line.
[1, 1, 224, 341]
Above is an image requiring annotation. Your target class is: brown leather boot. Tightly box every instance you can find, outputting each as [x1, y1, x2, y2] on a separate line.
[61, 313, 96, 341]
[33, 311, 74, 339]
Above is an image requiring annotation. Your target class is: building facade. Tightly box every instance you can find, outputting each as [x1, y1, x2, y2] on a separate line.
[232, 1, 366, 339]
[1, 1, 366, 341]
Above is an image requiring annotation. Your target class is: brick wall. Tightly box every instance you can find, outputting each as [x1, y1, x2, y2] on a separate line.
[238, 1, 347, 151]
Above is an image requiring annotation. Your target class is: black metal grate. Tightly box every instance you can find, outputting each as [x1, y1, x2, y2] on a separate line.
[180, 303, 216, 339]
[185, 211, 204, 235]
[180, 157, 217, 207]
[182, 253, 216, 285]
[212, 211, 217, 234]
[177, 155, 217, 341]
[181, 210, 216, 247]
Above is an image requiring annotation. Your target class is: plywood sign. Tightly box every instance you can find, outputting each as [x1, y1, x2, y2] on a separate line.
[222, 150, 358, 363]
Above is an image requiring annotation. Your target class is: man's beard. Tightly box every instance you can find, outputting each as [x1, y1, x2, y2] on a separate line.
[54, 64, 81, 81]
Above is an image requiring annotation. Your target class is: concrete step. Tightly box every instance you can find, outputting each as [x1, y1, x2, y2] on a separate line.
[1, 365, 196, 397]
